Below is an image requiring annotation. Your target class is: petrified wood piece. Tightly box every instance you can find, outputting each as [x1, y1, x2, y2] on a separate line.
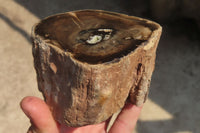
[31, 10, 162, 127]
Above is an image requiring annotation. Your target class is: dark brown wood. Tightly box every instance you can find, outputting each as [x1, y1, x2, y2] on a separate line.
[31, 10, 162, 127]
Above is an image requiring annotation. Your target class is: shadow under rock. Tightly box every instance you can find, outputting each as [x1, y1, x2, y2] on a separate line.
[140, 28, 200, 133]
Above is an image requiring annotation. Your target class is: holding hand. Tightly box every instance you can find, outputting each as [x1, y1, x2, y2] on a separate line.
[21, 96, 142, 133]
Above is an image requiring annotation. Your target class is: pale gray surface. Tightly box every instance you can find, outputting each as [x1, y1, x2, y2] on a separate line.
[0, 0, 200, 133]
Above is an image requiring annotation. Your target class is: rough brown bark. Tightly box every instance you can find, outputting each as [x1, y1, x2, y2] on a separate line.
[31, 10, 162, 127]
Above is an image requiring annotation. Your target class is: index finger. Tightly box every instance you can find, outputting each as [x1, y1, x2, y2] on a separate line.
[109, 103, 143, 133]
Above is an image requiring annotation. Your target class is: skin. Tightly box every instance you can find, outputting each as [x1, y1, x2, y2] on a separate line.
[20, 96, 142, 133]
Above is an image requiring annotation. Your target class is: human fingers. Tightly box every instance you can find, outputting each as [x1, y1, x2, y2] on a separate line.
[109, 103, 142, 133]
[20, 96, 59, 133]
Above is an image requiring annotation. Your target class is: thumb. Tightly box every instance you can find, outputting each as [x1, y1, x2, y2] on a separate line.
[20, 96, 59, 133]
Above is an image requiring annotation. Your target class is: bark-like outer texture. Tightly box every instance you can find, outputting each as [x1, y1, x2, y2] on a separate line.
[32, 10, 162, 127]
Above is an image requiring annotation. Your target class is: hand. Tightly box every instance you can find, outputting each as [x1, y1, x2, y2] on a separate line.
[20, 96, 142, 133]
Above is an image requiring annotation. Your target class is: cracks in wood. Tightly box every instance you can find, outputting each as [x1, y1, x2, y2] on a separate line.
[129, 63, 142, 101]
[69, 12, 83, 29]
